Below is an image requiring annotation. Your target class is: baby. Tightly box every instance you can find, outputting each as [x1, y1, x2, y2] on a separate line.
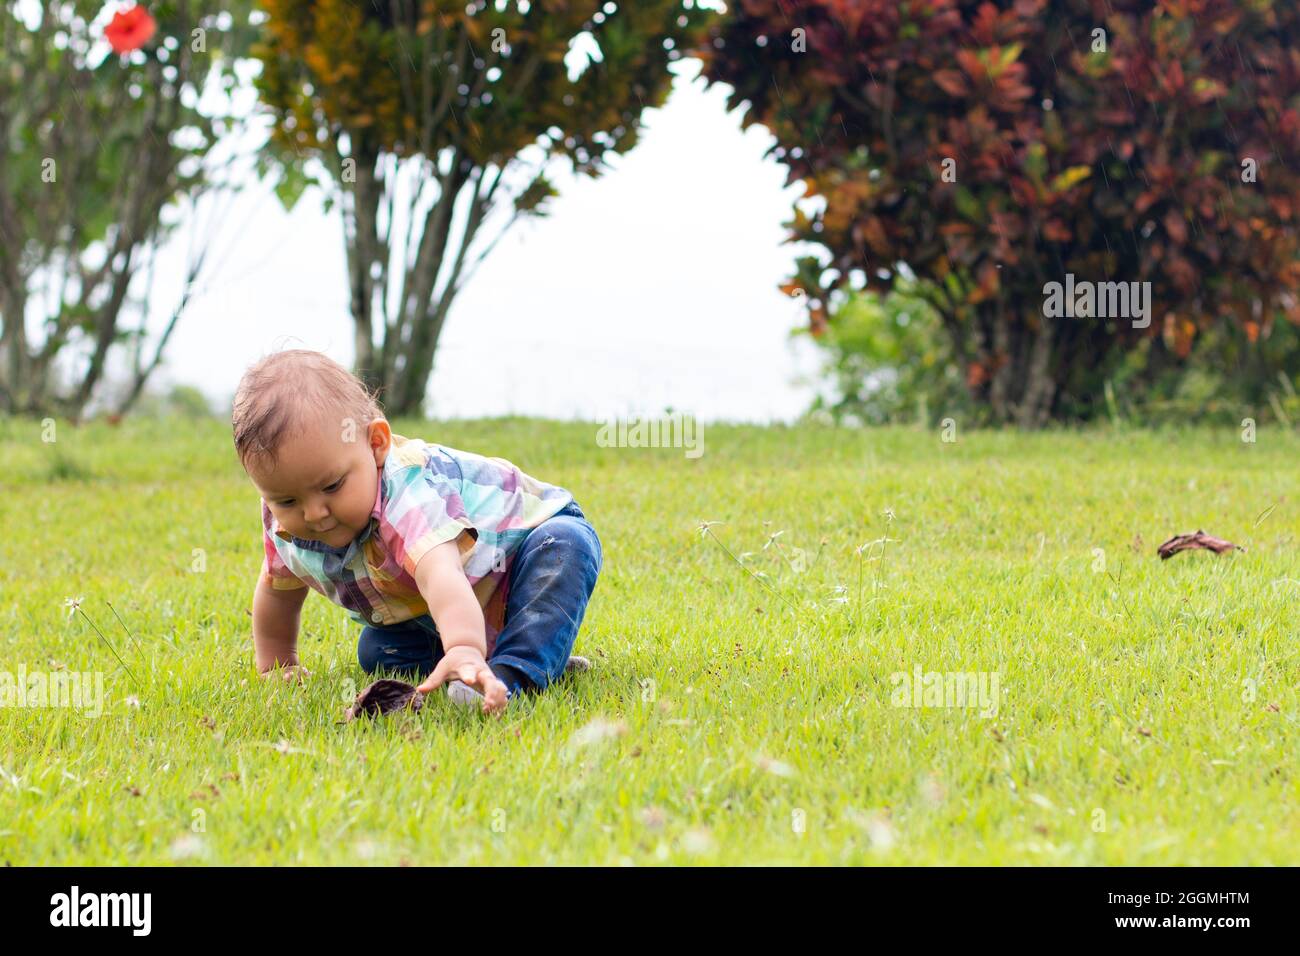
[231, 349, 603, 715]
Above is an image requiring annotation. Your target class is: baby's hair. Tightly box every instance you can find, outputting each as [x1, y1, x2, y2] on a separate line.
[232, 349, 383, 471]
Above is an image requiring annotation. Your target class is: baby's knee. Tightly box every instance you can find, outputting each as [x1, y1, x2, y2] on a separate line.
[536, 516, 602, 569]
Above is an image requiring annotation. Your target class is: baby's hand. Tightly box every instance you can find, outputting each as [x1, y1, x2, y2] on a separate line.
[418, 646, 508, 715]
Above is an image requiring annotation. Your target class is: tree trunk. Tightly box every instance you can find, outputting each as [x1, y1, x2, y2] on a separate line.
[1015, 314, 1056, 428]
[387, 162, 473, 415]
[386, 168, 493, 417]
[988, 296, 1012, 421]
[347, 137, 383, 395]
[0, 287, 29, 413]
[960, 296, 1058, 428]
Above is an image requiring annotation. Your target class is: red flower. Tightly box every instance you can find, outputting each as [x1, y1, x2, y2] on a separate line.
[104, 5, 156, 54]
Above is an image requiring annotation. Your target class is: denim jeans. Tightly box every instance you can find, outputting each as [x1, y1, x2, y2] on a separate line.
[356, 500, 602, 697]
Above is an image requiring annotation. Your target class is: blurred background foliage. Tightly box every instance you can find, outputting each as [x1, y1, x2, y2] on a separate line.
[803, 288, 1300, 428]
[701, 0, 1300, 428]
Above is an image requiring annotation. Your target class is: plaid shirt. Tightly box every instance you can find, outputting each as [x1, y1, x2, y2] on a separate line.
[261, 434, 574, 652]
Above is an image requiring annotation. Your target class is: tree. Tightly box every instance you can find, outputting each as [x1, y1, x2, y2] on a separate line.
[699, 0, 1300, 426]
[0, 1, 258, 419]
[254, 0, 715, 417]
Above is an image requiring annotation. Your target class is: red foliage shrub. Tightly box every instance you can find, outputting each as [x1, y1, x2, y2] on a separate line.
[700, 1, 1300, 424]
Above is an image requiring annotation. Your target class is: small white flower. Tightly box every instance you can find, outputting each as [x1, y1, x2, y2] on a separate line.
[265, 738, 313, 756]
[762, 530, 786, 550]
[681, 827, 714, 855]
[569, 717, 628, 749]
[755, 754, 796, 778]
[866, 815, 896, 851]
[63, 596, 83, 618]
[695, 520, 724, 537]
[170, 835, 208, 860]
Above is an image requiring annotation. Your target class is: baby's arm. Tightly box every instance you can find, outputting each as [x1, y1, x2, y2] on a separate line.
[412, 539, 508, 712]
[252, 574, 309, 677]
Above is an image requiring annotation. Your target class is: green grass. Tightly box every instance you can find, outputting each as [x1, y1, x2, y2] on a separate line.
[0, 415, 1297, 864]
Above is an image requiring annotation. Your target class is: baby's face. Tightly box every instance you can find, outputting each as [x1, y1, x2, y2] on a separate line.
[247, 413, 391, 549]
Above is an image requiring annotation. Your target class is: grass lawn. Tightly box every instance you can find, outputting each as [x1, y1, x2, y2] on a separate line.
[1, 415, 1297, 865]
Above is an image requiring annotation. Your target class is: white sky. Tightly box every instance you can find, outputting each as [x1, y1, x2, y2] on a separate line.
[141, 60, 827, 423]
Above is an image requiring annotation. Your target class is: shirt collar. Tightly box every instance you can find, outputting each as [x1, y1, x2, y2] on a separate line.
[269, 505, 290, 542]
[368, 461, 385, 522]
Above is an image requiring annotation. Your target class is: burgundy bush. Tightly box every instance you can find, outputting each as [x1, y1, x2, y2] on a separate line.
[699, 0, 1300, 425]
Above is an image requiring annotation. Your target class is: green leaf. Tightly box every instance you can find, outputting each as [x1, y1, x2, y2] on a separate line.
[954, 186, 983, 223]
[1049, 165, 1092, 192]
[273, 165, 311, 211]
[515, 173, 559, 217]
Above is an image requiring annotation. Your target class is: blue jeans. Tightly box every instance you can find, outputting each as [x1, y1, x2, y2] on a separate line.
[356, 500, 602, 697]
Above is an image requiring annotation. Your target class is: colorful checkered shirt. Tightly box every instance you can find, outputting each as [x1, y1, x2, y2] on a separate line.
[261, 434, 574, 653]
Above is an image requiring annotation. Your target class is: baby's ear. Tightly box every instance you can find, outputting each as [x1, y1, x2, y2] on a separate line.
[368, 418, 392, 464]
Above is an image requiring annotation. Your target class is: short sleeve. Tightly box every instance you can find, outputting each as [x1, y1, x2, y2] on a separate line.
[385, 466, 479, 576]
[261, 504, 307, 591]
